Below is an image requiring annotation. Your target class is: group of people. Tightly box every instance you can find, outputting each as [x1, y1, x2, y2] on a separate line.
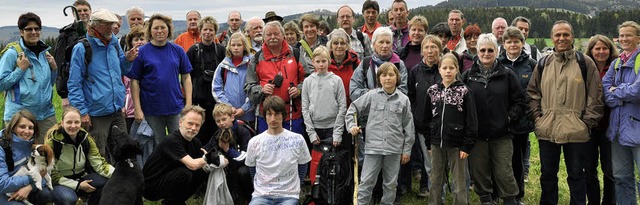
[1, 0, 639, 204]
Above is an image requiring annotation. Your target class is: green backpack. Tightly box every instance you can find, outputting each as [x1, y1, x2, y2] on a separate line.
[613, 54, 640, 75]
[0, 41, 23, 57]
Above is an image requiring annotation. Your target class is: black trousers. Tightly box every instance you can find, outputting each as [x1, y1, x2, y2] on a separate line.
[143, 167, 207, 205]
[585, 128, 616, 205]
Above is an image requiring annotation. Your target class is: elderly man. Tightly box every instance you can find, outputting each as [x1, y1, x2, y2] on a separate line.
[54, 0, 91, 107]
[492, 17, 508, 46]
[447, 9, 467, 54]
[143, 105, 219, 205]
[119, 6, 145, 51]
[217, 11, 242, 46]
[175, 10, 201, 52]
[511, 16, 542, 60]
[391, 0, 410, 52]
[244, 17, 264, 53]
[67, 8, 138, 159]
[527, 20, 603, 205]
[337, 5, 372, 60]
[244, 21, 306, 135]
[358, 0, 382, 39]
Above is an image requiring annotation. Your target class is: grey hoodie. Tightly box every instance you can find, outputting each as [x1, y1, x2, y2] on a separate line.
[301, 72, 347, 142]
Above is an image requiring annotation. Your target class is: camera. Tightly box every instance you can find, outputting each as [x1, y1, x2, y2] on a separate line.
[272, 73, 284, 88]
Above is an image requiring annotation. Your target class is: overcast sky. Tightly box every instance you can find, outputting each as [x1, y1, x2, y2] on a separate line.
[0, 0, 445, 28]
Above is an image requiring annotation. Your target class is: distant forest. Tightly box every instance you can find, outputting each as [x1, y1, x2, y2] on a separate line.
[348, 7, 639, 39]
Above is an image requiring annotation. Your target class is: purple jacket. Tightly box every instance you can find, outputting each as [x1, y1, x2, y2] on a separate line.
[603, 49, 640, 146]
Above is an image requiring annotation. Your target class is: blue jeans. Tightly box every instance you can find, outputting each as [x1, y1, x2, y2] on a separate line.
[0, 184, 52, 205]
[145, 114, 179, 144]
[538, 140, 587, 205]
[249, 196, 298, 205]
[611, 140, 640, 205]
[51, 173, 108, 205]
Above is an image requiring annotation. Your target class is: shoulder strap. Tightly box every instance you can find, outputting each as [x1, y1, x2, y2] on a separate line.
[79, 38, 93, 82]
[576, 52, 588, 85]
[356, 31, 368, 56]
[635, 54, 640, 75]
[1, 139, 14, 172]
[530, 44, 538, 60]
[362, 56, 371, 84]
[292, 47, 300, 63]
[81, 137, 96, 174]
[536, 54, 550, 83]
[222, 67, 228, 85]
[299, 40, 314, 59]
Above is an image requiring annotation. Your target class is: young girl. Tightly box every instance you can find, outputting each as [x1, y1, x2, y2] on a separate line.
[46, 106, 113, 205]
[426, 53, 478, 205]
[301, 46, 347, 186]
[345, 62, 415, 205]
[212, 32, 255, 124]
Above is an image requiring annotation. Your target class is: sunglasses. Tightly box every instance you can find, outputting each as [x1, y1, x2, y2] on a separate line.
[22, 27, 41, 32]
[479, 48, 495, 53]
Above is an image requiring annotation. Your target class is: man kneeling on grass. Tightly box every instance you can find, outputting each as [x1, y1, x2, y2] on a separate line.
[245, 96, 312, 205]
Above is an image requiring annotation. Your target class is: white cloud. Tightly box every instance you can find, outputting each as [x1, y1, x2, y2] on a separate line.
[0, 0, 444, 28]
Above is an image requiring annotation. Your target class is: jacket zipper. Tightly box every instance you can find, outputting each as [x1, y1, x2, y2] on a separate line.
[439, 89, 446, 148]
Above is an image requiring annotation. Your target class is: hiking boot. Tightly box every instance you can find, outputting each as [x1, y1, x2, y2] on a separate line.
[516, 198, 525, 205]
[503, 197, 518, 205]
[480, 195, 494, 205]
[524, 174, 529, 183]
[417, 187, 429, 197]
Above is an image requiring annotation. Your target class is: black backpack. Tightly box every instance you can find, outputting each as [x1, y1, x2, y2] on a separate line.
[1, 137, 15, 172]
[313, 146, 352, 205]
[56, 38, 92, 99]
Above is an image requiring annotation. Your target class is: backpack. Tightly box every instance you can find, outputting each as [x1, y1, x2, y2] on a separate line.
[313, 146, 352, 205]
[217, 30, 228, 45]
[530, 44, 538, 60]
[360, 56, 401, 88]
[355, 31, 369, 57]
[56, 37, 122, 99]
[612, 54, 640, 75]
[1, 42, 24, 111]
[56, 38, 92, 99]
[0, 137, 15, 172]
[234, 119, 256, 138]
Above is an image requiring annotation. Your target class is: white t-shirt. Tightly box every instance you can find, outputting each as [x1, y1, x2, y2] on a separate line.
[245, 129, 312, 198]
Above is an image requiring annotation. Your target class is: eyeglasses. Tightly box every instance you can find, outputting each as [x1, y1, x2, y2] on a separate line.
[22, 27, 41, 32]
[338, 15, 353, 20]
[479, 48, 495, 53]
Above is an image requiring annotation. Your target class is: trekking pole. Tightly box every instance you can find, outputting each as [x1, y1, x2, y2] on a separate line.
[352, 106, 359, 205]
[289, 82, 295, 131]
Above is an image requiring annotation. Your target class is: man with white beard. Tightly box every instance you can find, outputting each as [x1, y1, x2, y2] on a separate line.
[245, 17, 265, 53]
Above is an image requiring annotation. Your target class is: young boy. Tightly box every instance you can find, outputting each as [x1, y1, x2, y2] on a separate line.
[301, 46, 347, 184]
[245, 96, 312, 205]
[345, 62, 415, 205]
[204, 103, 254, 204]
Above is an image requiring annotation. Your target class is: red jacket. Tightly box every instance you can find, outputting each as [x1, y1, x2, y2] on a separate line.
[247, 41, 305, 121]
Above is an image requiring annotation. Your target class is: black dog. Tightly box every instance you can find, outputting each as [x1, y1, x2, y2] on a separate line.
[99, 126, 144, 205]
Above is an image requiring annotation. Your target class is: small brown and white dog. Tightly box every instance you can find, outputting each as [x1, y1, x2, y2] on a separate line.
[6, 144, 55, 204]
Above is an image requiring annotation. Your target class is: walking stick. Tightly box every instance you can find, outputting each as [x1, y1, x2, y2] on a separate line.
[352, 107, 359, 205]
[289, 82, 295, 131]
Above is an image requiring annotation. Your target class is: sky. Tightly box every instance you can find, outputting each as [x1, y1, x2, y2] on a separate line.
[0, 0, 445, 28]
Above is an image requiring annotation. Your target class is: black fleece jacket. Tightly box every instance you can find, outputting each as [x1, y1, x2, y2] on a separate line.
[408, 60, 441, 134]
[462, 60, 526, 139]
[425, 80, 478, 152]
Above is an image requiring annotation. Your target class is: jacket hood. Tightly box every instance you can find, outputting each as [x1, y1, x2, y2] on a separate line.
[220, 55, 252, 73]
[50, 128, 89, 145]
[330, 50, 359, 69]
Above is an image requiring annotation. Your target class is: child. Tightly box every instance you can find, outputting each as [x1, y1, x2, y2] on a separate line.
[345, 62, 415, 205]
[245, 96, 311, 204]
[301, 46, 347, 184]
[426, 53, 478, 205]
[204, 103, 254, 205]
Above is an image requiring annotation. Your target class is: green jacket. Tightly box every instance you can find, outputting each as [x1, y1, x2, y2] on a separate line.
[46, 128, 113, 190]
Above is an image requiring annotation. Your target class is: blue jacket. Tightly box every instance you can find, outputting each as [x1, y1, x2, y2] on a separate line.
[603, 49, 640, 146]
[212, 55, 255, 122]
[0, 39, 56, 121]
[68, 33, 132, 116]
[0, 132, 35, 194]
